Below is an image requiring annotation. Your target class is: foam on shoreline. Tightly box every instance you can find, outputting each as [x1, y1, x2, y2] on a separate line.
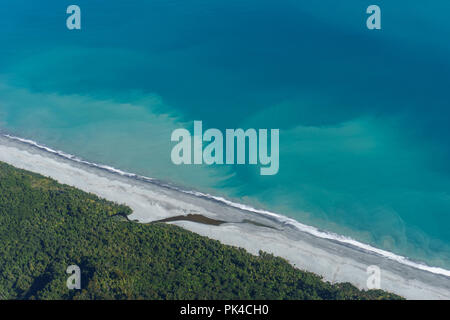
[4, 133, 450, 278]
[1, 133, 450, 299]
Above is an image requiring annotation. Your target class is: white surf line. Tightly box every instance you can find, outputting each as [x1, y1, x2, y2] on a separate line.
[2, 133, 450, 278]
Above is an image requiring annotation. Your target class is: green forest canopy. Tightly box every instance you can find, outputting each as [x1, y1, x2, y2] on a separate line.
[0, 161, 402, 300]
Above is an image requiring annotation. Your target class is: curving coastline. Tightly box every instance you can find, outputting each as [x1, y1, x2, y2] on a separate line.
[3, 133, 450, 278]
[1, 132, 450, 299]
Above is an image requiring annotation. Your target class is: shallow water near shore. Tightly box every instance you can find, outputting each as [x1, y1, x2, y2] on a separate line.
[1, 135, 450, 299]
[1, 0, 450, 270]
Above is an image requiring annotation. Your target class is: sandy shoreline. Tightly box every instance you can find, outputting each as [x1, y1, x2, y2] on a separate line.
[0, 135, 449, 299]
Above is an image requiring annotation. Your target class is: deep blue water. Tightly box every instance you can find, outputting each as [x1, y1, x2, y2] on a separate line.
[1, 0, 450, 268]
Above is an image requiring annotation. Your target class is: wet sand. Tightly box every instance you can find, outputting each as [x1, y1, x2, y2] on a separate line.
[1, 134, 449, 299]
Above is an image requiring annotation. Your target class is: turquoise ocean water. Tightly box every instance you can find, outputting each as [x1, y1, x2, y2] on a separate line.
[1, 0, 450, 270]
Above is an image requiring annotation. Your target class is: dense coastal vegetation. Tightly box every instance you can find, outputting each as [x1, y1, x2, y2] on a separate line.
[0, 161, 401, 300]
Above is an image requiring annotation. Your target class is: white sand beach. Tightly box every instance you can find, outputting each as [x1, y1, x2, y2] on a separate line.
[0, 134, 449, 300]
